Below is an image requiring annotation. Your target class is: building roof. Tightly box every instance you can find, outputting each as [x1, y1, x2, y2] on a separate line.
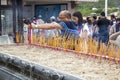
[24, 0, 99, 2]
[51, 0, 99, 1]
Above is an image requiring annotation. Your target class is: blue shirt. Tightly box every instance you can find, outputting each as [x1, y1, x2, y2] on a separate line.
[59, 21, 79, 39]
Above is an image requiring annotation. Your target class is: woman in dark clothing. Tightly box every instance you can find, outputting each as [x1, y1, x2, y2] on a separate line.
[72, 11, 83, 37]
[72, 11, 83, 30]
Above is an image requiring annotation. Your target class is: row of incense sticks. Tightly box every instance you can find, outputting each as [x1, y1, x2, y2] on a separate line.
[16, 29, 120, 63]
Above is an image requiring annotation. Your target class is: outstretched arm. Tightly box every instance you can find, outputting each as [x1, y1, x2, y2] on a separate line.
[31, 23, 62, 30]
[109, 31, 120, 40]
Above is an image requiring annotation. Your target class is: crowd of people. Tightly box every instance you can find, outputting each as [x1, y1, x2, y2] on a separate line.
[23, 10, 120, 47]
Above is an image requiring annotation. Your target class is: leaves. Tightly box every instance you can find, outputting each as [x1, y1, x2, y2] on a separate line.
[77, 0, 120, 16]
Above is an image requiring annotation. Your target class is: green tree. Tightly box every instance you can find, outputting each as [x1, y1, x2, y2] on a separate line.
[76, 0, 120, 16]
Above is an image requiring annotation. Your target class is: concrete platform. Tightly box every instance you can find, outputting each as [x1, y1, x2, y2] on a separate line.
[0, 35, 14, 45]
[0, 66, 31, 80]
[0, 52, 84, 80]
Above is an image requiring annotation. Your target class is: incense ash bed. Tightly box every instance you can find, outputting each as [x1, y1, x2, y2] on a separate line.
[0, 45, 120, 80]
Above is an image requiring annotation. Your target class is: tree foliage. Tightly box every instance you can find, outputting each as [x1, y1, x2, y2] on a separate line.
[76, 0, 120, 16]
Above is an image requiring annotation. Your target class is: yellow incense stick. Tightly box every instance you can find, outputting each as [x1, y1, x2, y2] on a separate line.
[16, 32, 19, 43]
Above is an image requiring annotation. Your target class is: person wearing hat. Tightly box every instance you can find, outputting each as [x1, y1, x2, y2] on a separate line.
[50, 16, 56, 23]
[37, 15, 44, 25]
[45, 16, 61, 37]
[96, 12, 110, 47]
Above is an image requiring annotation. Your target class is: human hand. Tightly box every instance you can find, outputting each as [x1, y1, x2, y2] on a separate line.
[28, 24, 32, 29]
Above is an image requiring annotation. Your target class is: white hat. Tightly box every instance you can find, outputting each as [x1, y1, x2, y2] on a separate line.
[38, 15, 42, 18]
[50, 16, 55, 19]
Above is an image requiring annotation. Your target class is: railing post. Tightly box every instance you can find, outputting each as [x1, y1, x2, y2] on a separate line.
[28, 25, 32, 44]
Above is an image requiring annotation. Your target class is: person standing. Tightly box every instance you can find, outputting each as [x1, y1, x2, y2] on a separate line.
[72, 11, 83, 37]
[92, 16, 99, 39]
[37, 15, 44, 25]
[45, 16, 61, 37]
[96, 12, 110, 46]
[110, 14, 116, 26]
[72, 11, 83, 30]
[23, 19, 31, 43]
[36, 15, 45, 35]
[116, 18, 120, 32]
[109, 14, 116, 35]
